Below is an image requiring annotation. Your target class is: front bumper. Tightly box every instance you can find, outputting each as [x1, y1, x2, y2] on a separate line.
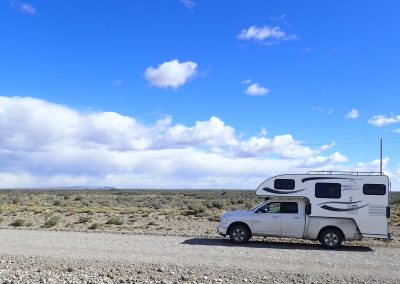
[217, 225, 228, 236]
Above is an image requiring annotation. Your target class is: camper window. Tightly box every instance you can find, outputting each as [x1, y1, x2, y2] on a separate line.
[274, 179, 295, 190]
[363, 184, 386, 195]
[315, 182, 341, 199]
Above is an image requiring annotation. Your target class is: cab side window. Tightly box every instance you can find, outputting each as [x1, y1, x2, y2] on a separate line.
[258, 202, 298, 214]
[266, 202, 281, 213]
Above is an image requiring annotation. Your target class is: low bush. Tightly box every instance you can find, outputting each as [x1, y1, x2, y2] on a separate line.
[78, 216, 91, 223]
[10, 219, 25, 227]
[44, 216, 60, 228]
[88, 223, 100, 230]
[106, 217, 124, 225]
[211, 200, 224, 209]
[187, 203, 207, 214]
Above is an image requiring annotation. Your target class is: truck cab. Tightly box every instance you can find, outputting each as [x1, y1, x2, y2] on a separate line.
[218, 198, 308, 241]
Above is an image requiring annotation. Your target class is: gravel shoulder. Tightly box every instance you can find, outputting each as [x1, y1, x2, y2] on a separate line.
[1, 229, 400, 283]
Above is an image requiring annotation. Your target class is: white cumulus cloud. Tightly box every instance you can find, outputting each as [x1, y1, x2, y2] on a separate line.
[145, 59, 197, 89]
[245, 83, 269, 96]
[368, 114, 400, 127]
[237, 25, 297, 44]
[160, 116, 236, 148]
[345, 109, 359, 119]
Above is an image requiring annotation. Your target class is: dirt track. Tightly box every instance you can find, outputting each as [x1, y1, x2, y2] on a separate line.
[0, 229, 400, 283]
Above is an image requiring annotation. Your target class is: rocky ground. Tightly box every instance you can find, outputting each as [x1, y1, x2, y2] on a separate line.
[1, 254, 399, 284]
[1, 229, 399, 284]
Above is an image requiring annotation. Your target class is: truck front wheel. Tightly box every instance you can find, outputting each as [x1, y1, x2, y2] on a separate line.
[229, 224, 250, 244]
[319, 228, 343, 249]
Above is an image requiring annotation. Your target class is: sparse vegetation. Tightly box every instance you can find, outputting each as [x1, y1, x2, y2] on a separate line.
[88, 223, 100, 230]
[10, 219, 26, 227]
[78, 216, 91, 224]
[0, 189, 398, 246]
[106, 217, 124, 225]
[44, 216, 60, 228]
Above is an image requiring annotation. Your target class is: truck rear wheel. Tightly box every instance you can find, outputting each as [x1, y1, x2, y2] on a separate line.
[319, 228, 343, 249]
[229, 224, 250, 244]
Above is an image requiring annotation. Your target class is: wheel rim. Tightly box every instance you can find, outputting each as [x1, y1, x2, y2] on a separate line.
[324, 233, 338, 247]
[232, 228, 246, 241]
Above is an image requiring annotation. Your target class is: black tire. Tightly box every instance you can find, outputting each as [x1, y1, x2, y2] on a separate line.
[319, 228, 343, 249]
[229, 224, 250, 244]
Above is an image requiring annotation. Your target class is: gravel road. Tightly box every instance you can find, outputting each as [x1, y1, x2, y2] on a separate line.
[1, 229, 400, 283]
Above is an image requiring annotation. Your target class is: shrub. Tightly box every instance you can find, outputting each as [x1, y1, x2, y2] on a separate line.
[0, 216, 4, 223]
[211, 200, 224, 209]
[187, 204, 207, 214]
[10, 219, 25, 227]
[12, 196, 21, 205]
[74, 196, 83, 201]
[44, 216, 60, 228]
[54, 200, 62, 206]
[195, 212, 211, 218]
[88, 223, 100, 230]
[208, 215, 220, 222]
[78, 216, 91, 224]
[106, 217, 124, 225]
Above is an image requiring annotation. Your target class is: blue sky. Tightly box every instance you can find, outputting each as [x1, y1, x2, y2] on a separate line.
[0, 0, 400, 189]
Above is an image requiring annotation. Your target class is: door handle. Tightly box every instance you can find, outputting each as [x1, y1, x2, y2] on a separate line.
[293, 217, 300, 219]
[272, 216, 279, 219]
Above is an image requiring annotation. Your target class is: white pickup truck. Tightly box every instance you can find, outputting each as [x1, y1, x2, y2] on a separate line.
[217, 173, 391, 249]
[217, 197, 362, 249]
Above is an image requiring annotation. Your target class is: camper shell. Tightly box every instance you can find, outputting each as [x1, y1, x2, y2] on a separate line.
[218, 171, 391, 249]
[256, 171, 391, 239]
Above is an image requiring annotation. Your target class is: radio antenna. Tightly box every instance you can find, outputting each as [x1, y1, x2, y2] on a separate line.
[380, 138, 383, 175]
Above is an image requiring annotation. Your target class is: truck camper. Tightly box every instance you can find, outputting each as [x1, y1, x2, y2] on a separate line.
[217, 171, 391, 249]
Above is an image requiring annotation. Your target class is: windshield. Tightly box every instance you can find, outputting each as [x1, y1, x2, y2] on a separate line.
[248, 201, 265, 211]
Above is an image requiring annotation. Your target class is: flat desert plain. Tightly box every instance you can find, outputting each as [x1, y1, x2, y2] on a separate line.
[0, 189, 399, 283]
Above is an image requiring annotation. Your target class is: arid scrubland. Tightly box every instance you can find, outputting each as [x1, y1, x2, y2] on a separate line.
[0, 189, 399, 246]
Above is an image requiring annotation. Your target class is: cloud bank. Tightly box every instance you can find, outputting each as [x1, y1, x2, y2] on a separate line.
[0, 96, 391, 189]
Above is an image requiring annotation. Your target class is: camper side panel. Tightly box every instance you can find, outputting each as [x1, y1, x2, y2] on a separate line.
[256, 174, 390, 238]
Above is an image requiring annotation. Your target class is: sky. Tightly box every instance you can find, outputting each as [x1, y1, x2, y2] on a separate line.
[0, 0, 400, 190]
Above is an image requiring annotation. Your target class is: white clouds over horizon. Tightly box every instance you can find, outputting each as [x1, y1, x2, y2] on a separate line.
[0, 96, 361, 189]
[237, 25, 297, 44]
[368, 114, 400, 127]
[145, 59, 197, 89]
